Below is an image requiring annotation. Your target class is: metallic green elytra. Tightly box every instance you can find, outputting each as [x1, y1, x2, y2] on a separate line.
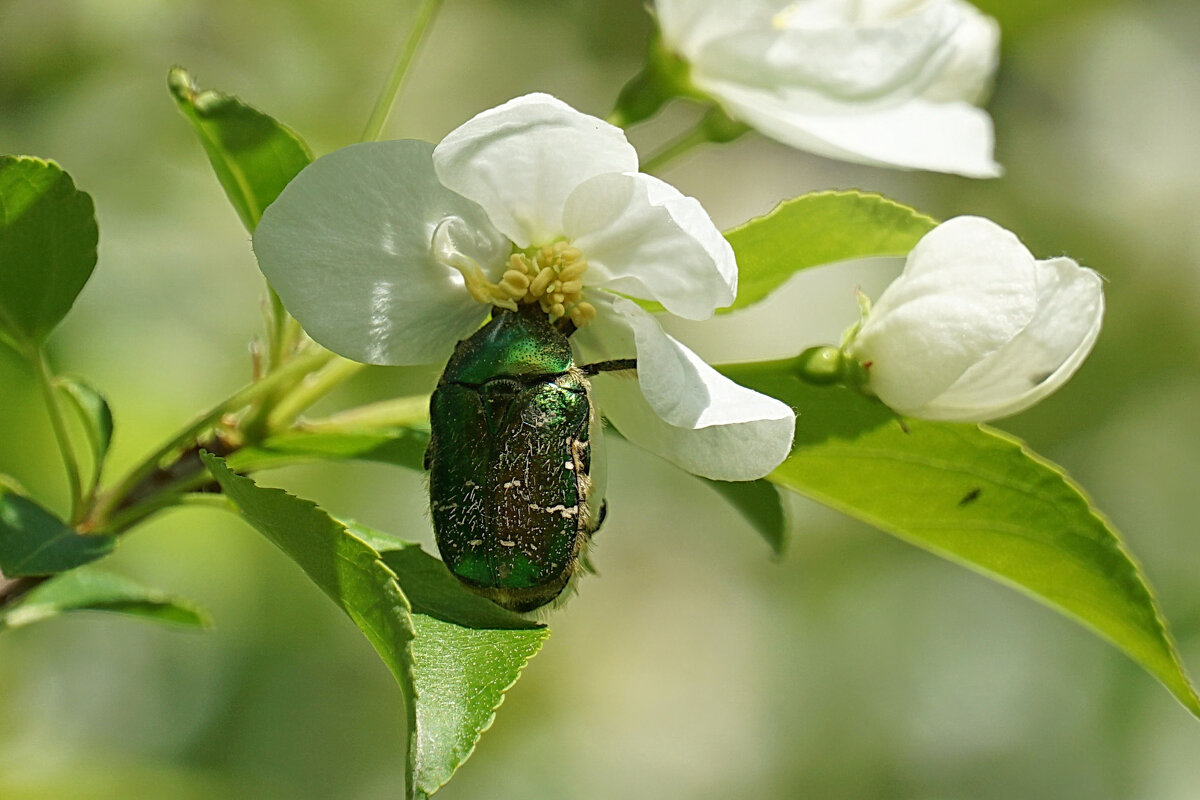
[425, 305, 605, 612]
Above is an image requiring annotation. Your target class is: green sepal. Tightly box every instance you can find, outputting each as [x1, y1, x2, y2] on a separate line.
[0, 567, 211, 630]
[722, 362, 1200, 718]
[0, 490, 114, 577]
[699, 105, 750, 144]
[168, 67, 313, 232]
[610, 31, 698, 128]
[0, 156, 98, 351]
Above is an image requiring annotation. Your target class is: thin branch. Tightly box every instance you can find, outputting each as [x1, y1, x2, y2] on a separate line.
[360, 0, 446, 142]
[31, 347, 84, 522]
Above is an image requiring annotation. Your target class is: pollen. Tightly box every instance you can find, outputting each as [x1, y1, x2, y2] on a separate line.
[503, 242, 596, 325]
[434, 219, 598, 326]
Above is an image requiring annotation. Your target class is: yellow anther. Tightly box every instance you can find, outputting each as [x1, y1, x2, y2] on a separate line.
[498, 269, 531, 297]
[530, 267, 557, 297]
[557, 261, 587, 282]
[438, 227, 597, 327]
[569, 302, 597, 327]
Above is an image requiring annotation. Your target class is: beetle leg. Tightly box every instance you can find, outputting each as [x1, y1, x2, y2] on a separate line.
[580, 359, 638, 376]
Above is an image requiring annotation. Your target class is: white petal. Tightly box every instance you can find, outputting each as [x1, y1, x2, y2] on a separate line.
[253, 140, 507, 366]
[849, 216, 1039, 412]
[593, 375, 795, 480]
[579, 297, 795, 480]
[700, 78, 1000, 176]
[919, 257, 1105, 420]
[654, 0, 772, 56]
[564, 172, 736, 319]
[668, 0, 1001, 175]
[697, 2, 959, 100]
[570, 292, 638, 365]
[921, 0, 1001, 104]
[433, 93, 638, 248]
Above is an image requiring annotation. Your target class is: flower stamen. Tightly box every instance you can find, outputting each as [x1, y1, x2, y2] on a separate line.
[435, 223, 597, 326]
[432, 217, 519, 311]
[506, 241, 597, 325]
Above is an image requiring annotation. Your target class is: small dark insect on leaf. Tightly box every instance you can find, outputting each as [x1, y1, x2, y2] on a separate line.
[958, 487, 982, 506]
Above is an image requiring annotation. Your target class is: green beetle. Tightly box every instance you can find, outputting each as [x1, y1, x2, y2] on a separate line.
[425, 304, 633, 612]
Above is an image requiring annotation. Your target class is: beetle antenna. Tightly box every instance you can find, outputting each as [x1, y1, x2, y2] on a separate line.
[581, 359, 638, 376]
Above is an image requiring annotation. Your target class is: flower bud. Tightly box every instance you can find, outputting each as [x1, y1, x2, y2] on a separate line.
[845, 216, 1104, 421]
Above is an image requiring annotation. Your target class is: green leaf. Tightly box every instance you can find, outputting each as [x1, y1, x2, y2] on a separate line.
[701, 478, 789, 556]
[202, 453, 414, 696]
[53, 374, 114, 485]
[0, 567, 211, 630]
[0, 491, 114, 577]
[203, 455, 549, 799]
[228, 428, 430, 473]
[168, 67, 313, 232]
[723, 190, 937, 313]
[344, 524, 548, 799]
[724, 362, 1200, 718]
[0, 156, 98, 350]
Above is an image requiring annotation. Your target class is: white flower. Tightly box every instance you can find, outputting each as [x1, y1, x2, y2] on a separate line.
[654, 0, 1001, 177]
[845, 216, 1104, 421]
[253, 93, 795, 480]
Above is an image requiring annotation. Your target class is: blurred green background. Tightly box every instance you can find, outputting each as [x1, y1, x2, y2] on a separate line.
[2, 0, 1199, 797]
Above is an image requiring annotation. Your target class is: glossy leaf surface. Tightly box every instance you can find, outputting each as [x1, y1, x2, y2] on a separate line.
[0, 568, 210, 630]
[0, 491, 114, 577]
[169, 67, 313, 231]
[723, 362, 1200, 718]
[723, 190, 937, 312]
[0, 157, 98, 349]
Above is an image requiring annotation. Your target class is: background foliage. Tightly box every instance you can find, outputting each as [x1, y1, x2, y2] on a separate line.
[1, 0, 1199, 797]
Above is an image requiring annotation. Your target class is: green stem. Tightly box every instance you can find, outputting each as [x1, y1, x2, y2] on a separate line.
[102, 491, 235, 535]
[265, 357, 366, 433]
[31, 347, 84, 523]
[299, 394, 429, 432]
[178, 492, 235, 511]
[99, 395, 429, 535]
[267, 286, 289, 370]
[360, 0, 446, 142]
[92, 347, 336, 525]
[640, 123, 710, 173]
